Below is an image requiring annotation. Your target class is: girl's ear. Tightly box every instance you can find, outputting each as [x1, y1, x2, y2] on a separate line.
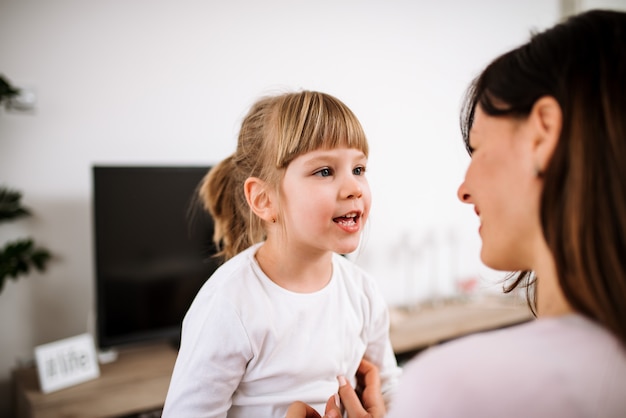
[530, 96, 562, 173]
[244, 177, 275, 223]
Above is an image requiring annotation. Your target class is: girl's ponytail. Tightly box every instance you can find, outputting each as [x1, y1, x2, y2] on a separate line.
[198, 155, 251, 260]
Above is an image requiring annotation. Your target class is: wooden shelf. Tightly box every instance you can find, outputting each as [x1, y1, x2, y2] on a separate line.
[389, 295, 534, 355]
[13, 343, 177, 418]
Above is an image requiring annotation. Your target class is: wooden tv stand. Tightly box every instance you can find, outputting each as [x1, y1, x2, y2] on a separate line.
[13, 343, 177, 418]
[389, 294, 534, 358]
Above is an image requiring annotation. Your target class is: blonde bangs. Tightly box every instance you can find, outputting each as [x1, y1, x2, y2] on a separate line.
[272, 91, 368, 168]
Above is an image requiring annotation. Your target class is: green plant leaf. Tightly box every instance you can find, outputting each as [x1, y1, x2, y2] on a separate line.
[0, 75, 20, 104]
[0, 186, 31, 223]
[0, 238, 51, 292]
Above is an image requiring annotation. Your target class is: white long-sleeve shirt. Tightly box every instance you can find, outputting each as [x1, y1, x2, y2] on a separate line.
[162, 243, 401, 417]
[389, 314, 626, 418]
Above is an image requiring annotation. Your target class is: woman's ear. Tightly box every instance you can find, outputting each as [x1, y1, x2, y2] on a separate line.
[530, 96, 562, 174]
[244, 177, 275, 223]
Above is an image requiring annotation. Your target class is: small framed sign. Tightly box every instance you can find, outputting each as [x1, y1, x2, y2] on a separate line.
[34, 333, 101, 393]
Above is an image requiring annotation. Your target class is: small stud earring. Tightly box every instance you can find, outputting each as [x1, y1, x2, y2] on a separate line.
[272, 217, 276, 223]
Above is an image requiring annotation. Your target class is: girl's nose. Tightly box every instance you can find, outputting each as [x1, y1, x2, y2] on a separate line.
[343, 177, 363, 199]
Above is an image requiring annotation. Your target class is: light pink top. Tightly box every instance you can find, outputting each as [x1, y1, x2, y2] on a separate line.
[389, 314, 626, 418]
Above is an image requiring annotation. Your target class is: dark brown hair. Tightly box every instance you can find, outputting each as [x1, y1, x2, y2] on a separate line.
[461, 10, 626, 344]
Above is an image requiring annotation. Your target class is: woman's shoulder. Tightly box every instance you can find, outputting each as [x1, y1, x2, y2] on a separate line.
[407, 314, 624, 371]
[391, 314, 626, 417]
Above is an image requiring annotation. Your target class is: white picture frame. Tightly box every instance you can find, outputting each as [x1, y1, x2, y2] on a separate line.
[34, 333, 101, 393]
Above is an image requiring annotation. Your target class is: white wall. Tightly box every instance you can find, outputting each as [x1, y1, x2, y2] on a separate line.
[0, 0, 561, 414]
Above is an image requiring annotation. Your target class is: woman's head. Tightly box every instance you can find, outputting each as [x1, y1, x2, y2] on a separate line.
[458, 10, 626, 342]
[199, 90, 369, 260]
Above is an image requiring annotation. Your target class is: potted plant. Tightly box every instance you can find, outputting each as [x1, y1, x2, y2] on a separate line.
[0, 74, 19, 105]
[0, 74, 51, 292]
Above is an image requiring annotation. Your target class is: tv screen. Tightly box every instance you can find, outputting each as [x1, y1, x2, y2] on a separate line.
[92, 165, 220, 350]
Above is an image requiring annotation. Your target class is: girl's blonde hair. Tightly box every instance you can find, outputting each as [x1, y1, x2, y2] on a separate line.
[198, 90, 369, 260]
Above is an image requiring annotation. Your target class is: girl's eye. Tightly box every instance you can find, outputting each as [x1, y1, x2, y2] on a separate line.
[314, 168, 333, 177]
[353, 166, 365, 175]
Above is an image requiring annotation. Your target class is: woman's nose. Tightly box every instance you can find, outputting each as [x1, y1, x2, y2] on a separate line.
[457, 182, 471, 203]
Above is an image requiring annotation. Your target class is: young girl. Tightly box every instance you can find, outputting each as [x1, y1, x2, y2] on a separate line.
[162, 90, 401, 417]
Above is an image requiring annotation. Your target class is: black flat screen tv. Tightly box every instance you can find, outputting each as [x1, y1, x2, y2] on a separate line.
[92, 165, 220, 350]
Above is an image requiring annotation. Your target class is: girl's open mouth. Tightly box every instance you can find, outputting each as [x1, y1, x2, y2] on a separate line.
[333, 212, 360, 227]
